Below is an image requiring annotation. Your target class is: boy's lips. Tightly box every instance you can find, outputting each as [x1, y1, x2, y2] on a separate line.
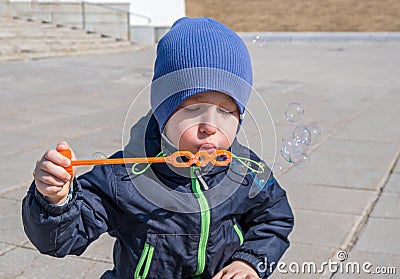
[198, 143, 217, 153]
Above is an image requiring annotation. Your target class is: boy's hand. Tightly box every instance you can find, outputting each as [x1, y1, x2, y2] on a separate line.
[213, 260, 260, 279]
[33, 141, 77, 205]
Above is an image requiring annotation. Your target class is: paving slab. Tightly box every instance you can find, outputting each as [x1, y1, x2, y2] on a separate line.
[316, 138, 398, 168]
[289, 209, 362, 248]
[0, 242, 15, 255]
[334, 93, 400, 144]
[0, 199, 28, 245]
[0, 247, 113, 279]
[355, 217, 400, 256]
[0, 146, 48, 173]
[0, 167, 31, 192]
[65, 127, 124, 161]
[0, 104, 67, 130]
[0, 185, 31, 201]
[0, 130, 46, 156]
[79, 233, 114, 263]
[393, 162, 400, 174]
[384, 173, 400, 193]
[370, 192, 400, 219]
[271, 242, 337, 279]
[280, 153, 387, 191]
[285, 183, 376, 215]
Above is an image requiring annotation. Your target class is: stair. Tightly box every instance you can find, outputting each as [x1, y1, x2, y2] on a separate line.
[0, 12, 139, 62]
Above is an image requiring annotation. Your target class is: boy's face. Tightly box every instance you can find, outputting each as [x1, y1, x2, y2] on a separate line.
[164, 91, 240, 154]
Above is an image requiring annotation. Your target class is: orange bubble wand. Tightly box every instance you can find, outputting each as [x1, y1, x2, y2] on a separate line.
[59, 149, 232, 176]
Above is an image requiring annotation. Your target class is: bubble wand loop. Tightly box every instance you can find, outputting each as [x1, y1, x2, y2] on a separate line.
[59, 149, 232, 176]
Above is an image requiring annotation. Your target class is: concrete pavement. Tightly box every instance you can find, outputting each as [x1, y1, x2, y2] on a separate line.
[0, 41, 399, 278]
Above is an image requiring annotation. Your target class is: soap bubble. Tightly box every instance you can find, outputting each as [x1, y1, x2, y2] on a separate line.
[252, 35, 260, 43]
[307, 122, 321, 144]
[280, 138, 309, 164]
[285, 102, 304, 122]
[280, 102, 320, 166]
[293, 125, 311, 145]
[280, 140, 293, 163]
[90, 152, 107, 160]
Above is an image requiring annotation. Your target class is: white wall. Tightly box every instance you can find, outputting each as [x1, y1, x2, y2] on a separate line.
[129, 0, 185, 26]
[9, 0, 186, 27]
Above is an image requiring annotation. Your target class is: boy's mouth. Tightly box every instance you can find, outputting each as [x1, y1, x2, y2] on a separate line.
[198, 143, 217, 153]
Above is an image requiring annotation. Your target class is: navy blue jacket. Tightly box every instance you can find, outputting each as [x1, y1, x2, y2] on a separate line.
[22, 113, 294, 278]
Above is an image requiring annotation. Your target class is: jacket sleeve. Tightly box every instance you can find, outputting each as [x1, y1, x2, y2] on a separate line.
[22, 164, 120, 258]
[231, 177, 294, 278]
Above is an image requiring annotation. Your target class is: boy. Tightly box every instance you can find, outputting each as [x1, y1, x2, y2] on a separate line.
[22, 17, 294, 278]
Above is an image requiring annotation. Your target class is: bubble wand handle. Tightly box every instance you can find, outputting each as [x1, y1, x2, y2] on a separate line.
[59, 149, 232, 176]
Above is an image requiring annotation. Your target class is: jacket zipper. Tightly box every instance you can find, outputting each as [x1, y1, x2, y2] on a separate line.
[233, 223, 244, 246]
[190, 166, 211, 276]
[134, 243, 155, 279]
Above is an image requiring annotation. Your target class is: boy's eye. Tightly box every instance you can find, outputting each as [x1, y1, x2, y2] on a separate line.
[217, 107, 236, 115]
[183, 105, 201, 111]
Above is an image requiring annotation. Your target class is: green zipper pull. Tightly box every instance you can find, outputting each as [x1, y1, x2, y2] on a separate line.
[134, 243, 155, 279]
[233, 223, 244, 246]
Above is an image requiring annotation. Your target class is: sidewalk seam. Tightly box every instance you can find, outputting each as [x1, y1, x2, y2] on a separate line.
[323, 147, 400, 279]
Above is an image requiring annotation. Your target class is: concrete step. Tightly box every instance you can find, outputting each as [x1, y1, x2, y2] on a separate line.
[0, 11, 136, 62]
[0, 28, 97, 37]
[0, 44, 139, 62]
[0, 39, 133, 54]
[0, 29, 114, 41]
[0, 36, 120, 44]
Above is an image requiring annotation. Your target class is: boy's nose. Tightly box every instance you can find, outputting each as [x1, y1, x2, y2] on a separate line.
[199, 107, 218, 135]
[199, 122, 217, 135]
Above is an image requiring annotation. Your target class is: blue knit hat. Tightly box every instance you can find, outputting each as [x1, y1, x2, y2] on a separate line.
[150, 17, 253, 132]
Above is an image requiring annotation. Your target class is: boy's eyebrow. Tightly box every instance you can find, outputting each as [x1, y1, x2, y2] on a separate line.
[185, 98, 238, 109]
[189, 93, 236, 104]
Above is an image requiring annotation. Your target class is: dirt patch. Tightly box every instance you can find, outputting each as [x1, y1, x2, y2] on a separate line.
[186, 0, 400, 31]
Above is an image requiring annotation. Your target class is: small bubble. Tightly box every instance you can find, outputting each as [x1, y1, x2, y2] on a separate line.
[307, 122, 321, 144]
[293, 125, 311, 145]
[252, 35, 260, 43]
[280, 140, 293, 163]
[90, 152, 107, 160]
[285, 102, 304, 122]
[291, 141, 309, 164]
[280, 139, 309, 164]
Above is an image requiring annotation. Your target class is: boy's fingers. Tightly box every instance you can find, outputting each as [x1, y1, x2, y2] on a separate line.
[44, 149, 71, 168]
[56, 141, 70, 151]
[40, 159, 71, 181]
[36, 180, 65, 197]
[212, 269, 224, 279]
[35, 168, 70, 187]
[56, 141, 77, 170]
[219, 270, 234, 279]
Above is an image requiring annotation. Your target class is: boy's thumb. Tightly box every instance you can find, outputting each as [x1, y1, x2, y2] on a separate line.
[56, 141, 70, 151]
